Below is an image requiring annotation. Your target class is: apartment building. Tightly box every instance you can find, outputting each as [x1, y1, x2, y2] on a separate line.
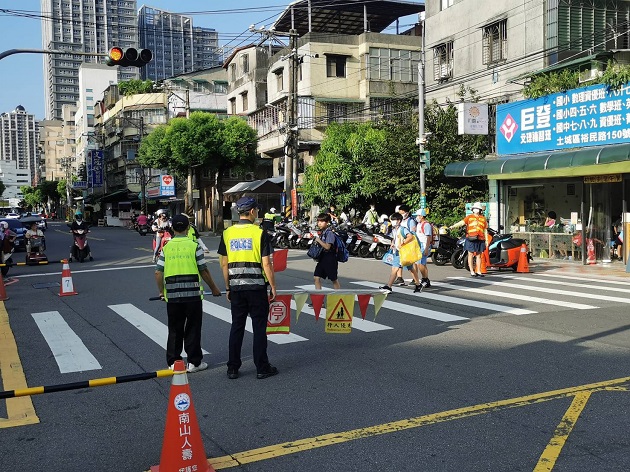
[138, 6, 221, 81]
[41, 0, 139, 120]
[0, 105, 39, 200]
[434, 0, 630, 264]
[225, 0, 424, 194]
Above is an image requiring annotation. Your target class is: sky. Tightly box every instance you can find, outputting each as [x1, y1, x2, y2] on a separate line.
[0, 1, 420, 120]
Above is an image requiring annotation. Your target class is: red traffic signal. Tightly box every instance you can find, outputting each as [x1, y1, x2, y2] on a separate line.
[106, 47, 152, 68]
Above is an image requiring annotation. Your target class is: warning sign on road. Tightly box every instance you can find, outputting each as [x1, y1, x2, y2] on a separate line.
[325, 294, 354, 333]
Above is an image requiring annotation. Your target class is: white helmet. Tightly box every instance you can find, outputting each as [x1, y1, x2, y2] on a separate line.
[270, 207, 276, 213]
[471, 202, 485, 211]
[0, 221, 7, 230]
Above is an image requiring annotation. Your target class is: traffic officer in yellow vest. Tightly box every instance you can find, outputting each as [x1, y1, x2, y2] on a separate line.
[218, 196, 279, 380]
[183, 213, 209, 252]
[155, 214, 221, 373]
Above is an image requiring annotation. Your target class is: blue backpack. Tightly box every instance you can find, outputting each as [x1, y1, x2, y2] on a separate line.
[332, 231, 349, 263]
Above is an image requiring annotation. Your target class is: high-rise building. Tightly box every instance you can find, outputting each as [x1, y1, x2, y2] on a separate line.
[138, 6, 220, 81]
[41, 0, 140, 120]
[0, 106, 40, 201]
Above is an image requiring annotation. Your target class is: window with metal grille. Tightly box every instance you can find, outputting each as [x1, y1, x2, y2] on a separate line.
[433, 42, 453, 81]
[483, 19, 507, 65]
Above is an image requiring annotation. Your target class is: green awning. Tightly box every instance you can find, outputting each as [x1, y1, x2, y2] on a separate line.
[192, 79, 209, 84]
[444, 143, 630, 177]
[213, 80, 228, 84]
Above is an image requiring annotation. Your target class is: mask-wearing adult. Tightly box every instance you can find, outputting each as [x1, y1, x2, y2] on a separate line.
[392, 220, 400, 227]
[370, 206, 375, 210]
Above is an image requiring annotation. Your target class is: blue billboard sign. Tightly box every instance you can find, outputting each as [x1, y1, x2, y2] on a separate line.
[496, 82, 630, 156]
[87, 150, 104, 188]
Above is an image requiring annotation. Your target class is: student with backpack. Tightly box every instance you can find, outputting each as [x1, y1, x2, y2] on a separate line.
[312, 213, 341, 290]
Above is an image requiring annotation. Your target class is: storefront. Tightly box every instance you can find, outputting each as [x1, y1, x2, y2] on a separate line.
[445, 82, 630, 265]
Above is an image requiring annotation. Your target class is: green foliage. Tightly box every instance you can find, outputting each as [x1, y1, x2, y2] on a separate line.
[118, 80, 154, 96]
[20, 185, 44, 209]
[522, 69, 579, 99]
[0, 180, 5, 198]
[57, 180, 67, 199]
[600, 60, 630, 90]
[301, 95, 488, 223]
[138, 112, 258, 181]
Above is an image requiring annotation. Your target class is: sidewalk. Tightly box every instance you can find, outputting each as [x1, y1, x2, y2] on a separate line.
[531, 258, 630, 278]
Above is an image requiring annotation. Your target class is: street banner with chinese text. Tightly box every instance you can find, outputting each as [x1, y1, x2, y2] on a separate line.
[325, 294, 354, 334]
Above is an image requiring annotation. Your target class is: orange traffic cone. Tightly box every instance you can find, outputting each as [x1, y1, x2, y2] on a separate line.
[516, 243, 530, 273]
[151, 360, 214, 472]
[0, 272, 8, 301]
[58, 259, 77, 296]
[479, 248, 489, 274]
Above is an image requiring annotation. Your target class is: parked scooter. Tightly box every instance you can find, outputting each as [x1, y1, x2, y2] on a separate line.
[451, 227, 530, 271]
[272, 222, 292, 249]
[431, 226, 458, 266]
[373, 232, 393, 260]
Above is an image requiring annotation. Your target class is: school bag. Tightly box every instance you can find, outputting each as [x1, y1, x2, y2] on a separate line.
[332, 231, 349, 263]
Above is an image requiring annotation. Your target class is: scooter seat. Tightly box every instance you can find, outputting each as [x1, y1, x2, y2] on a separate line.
[499, 238, 523, 250]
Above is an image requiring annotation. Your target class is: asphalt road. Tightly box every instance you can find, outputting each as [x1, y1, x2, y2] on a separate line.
[1, 221, 630, 471]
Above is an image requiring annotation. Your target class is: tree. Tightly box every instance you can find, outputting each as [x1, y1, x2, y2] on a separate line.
[20, 185, 44, 210]
[138, 112, 258, 230]
[118, 79, 154, 96]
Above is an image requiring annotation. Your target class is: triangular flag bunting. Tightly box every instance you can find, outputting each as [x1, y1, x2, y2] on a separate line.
[356, 294, 371, 320]
[372, 292, 387, 318]
[310, 294, 326, 321]
[293, 292, 308, 322]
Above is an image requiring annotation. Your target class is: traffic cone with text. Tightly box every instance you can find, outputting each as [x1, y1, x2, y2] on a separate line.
[151, 360, 214, 472]
[58, 259, 78, 296]
[516, 243, 530, 273]
[0, 272, 8, 301]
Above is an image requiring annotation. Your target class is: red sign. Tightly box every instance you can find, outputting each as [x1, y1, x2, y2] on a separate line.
[291, 188, 298, 218]
[162, 175, 173, 185]
[267, 295, 292, 334]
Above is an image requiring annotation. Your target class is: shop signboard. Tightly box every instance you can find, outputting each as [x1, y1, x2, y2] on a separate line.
[496, 82, 630, 156]
[159, 174, 175, 196]
[87, 150, 104, 187]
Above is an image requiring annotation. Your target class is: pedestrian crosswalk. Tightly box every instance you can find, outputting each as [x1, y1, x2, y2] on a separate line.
[20, 272, 630, 374]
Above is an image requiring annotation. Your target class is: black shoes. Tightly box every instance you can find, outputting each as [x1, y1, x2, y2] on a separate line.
[379, 285, 393, 293]
[393, 277, 407, 286]
[227, 368, 239, 380]
[256, 365, 279, 379]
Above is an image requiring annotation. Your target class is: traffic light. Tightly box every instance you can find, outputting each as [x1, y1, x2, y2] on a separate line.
[106, 47, 152, 68]
[419, 150, 431, 170]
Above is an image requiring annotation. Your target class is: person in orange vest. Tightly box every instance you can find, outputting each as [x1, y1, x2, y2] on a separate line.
[450, 202, 488, 277]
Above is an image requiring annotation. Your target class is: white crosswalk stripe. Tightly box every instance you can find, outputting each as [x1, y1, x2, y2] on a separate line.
[295, 284, 468, 322]
[109, 303, 209, 355]
[435, 279, 598, 310]
[353, 281, 537, 316]
[449, 276, 629, 304]
[201, 300, 309, 344]
[498, 274, 630, 293]
[32, 311, 102, 373]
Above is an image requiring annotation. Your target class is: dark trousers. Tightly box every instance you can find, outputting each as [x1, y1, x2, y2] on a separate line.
[166, 300, 203, 367]
[228, 289, 270, 372]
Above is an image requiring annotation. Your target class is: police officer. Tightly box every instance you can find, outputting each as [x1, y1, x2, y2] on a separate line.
[218, 196, 279, 380]
[155, 214, 221, 373]
[261, 207, 276, 232]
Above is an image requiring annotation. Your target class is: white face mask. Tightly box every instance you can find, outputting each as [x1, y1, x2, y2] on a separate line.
[370, 206, 375, 210]
[392, 220, 400, 227]
[472, 208, 480, 214]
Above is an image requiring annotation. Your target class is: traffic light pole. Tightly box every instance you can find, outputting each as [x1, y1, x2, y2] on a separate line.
[0, 48, 107, 61]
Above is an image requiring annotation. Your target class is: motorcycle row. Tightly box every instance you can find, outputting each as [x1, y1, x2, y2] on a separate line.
[266, 219, 530, 272]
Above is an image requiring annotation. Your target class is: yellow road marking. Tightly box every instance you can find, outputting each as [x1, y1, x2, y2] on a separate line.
[201, 376, 630, 470]
[0, 302, 39, 428]
[533, 391, 591, 471]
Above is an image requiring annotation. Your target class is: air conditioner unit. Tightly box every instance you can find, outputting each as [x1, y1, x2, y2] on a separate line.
[579, 68, 601, 84]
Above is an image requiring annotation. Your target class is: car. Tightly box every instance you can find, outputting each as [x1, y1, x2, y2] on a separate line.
[4, 212, 20, 219]
[0, 218, 26, 251]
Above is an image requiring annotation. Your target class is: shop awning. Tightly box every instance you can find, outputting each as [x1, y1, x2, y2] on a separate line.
[224, 177, 284, 194]
[100, 189, 135, 202]
[444, 143, 630, 178]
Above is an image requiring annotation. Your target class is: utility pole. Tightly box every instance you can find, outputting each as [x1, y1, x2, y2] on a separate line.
[285, 29, 299, 219]
[139, 116, 147, 214]
[185, 89, 194, 216]
[418, 18, 428, 210]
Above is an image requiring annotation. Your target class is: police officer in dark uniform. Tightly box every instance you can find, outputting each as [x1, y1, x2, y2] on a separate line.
[218, 197, 279, 380]
[155, 214, 221, 373]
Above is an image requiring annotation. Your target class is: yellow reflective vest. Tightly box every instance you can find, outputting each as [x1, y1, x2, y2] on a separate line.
[222, 223, 266, 289]
[161, 237, 202, 302]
